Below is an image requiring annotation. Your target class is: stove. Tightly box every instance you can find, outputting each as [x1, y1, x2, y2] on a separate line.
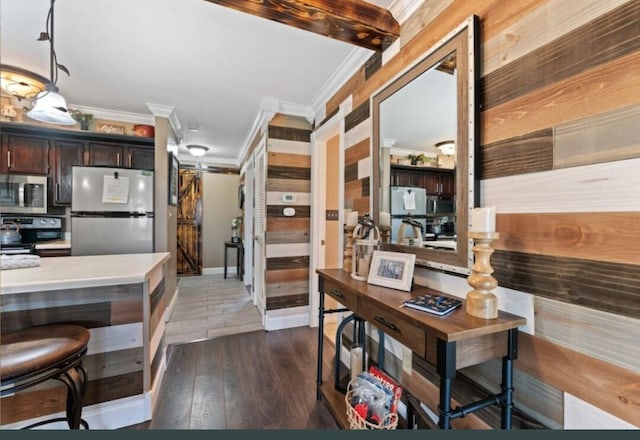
[0, 216, 63, 255]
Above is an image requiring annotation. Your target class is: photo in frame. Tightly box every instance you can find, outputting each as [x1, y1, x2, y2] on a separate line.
[367, 251, 416, 292]
[168, 152, 179, 206]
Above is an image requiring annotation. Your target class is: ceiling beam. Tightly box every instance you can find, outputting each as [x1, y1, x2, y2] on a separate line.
[204, 0, 400, 52]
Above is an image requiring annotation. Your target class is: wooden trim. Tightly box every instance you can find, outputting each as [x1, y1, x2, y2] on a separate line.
[266, 217, 310, 232]
[482, 51, 640, 145]
[267, 165, 311, 180]
[267, 152, 311, 168]
[480, 128, 553, 179]
[517, 332, 640, 427]
[344, 101, 370, 133]
[266, 205, 310, 218]
[0, 371, 144, 425]
[203, 0, 399, 52]
[492, 250, 640, 319]
[344, 138, 370, 165]
[494, 212, 640, 265]
[267, 126, 311, 142]
[266, 256, 310, 271]
[481, 1, 640, 109]
[1, 302, 112, 334]
[266, 268, 309, 284]
[266, 294, 308, 310]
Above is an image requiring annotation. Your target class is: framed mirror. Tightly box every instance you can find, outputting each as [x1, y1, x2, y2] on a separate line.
[372, 15, 478, 274]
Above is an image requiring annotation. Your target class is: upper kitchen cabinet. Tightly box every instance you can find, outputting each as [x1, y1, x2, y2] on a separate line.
[87, 142, 125, 167]
[86, 142, 155, 170]
[1, 133, 49, 175]
[51, 139, 85, 205]
[126, 146, 154, 171]
[0, 123, 155, 206]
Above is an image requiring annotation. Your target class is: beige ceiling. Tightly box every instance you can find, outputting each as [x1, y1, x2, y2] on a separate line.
[1, 0, 400, 166]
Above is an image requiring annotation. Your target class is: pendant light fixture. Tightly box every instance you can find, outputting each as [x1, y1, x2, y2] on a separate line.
[27, 0, 75, 125]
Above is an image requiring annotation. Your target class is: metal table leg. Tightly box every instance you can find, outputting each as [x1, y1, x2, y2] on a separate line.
[436, 338, 457, 429]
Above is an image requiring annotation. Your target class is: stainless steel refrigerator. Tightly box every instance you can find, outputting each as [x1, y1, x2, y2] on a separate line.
[71, 166, 154, 256]
[390, 186, 427, 243]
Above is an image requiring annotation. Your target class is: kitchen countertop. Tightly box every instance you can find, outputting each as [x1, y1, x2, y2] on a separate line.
[35, 239, 71, 250]
[1, 252, 170, 295]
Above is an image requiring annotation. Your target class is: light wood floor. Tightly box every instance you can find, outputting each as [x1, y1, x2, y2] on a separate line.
[165, 274, 264, 346]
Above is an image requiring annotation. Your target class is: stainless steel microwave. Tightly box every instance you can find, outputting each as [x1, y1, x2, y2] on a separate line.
[0, 174, 47, 214]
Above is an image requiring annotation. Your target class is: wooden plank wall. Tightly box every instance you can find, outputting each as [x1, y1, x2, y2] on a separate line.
[321, 0, 640, 429]
[265, 114, 313, 310]
[0, 284, 146, 425]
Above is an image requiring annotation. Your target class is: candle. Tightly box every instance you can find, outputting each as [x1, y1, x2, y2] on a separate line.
[346, 210, 358, 227]
[470, 206, 496, 232]
[350, 346, 363, 381]
[379, 211, 390, 227]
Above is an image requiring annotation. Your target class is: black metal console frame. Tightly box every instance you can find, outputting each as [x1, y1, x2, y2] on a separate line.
[436, 328, 518, 429]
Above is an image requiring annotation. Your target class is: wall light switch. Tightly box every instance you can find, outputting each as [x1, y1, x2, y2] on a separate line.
[283, 207, 295, 217]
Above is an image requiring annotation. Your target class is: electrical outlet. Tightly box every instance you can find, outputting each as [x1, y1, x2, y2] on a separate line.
[402, 347, 412, 373]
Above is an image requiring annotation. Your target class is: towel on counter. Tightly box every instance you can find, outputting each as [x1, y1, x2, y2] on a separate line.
[1, 254, 41, 270]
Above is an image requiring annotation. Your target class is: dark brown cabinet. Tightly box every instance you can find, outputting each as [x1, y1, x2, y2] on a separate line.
[390, 165, 455, 196]
[1, 123, 154, 207]
[126, 146, 154, 170]
[1, 133, 49, 175]
[52, 139, 85, 205]
[87, 142, 124, 167]
[36, 248, 71, 257]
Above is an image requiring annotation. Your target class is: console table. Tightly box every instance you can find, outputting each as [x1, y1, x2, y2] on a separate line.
[315, 268, 526, 429]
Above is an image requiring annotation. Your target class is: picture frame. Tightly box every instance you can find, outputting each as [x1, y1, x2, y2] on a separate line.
[367, 250, 416, 292]
[168, 152, 179, 206]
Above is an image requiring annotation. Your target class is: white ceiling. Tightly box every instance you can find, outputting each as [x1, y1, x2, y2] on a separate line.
[1, 0, 397, 166]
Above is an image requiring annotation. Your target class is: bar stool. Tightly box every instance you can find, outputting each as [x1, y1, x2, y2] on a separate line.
[1, 324, 90, 429]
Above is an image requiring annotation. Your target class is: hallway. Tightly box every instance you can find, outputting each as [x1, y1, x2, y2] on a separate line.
[165, 274, 263, 346]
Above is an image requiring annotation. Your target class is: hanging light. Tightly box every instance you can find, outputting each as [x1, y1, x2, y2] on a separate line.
[0, 65, 49, 101]
[187, 144, 209, 157]
[27, 0, 75, 126]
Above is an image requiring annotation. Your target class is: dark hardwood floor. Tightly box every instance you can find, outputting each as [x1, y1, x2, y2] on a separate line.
[126, 326, 339, 429]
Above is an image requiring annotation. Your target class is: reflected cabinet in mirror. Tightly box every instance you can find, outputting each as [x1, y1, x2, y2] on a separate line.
[372, 15, 478, 274]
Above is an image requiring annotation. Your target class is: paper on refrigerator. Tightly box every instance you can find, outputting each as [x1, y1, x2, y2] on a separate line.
[102, 175, 130, 203]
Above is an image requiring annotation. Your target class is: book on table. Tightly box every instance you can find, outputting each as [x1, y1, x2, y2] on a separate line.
[401, 293, 462, 316]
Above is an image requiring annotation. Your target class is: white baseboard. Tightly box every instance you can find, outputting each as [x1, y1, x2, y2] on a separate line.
[265, 306, 310, 331]
[202, 266, 238, 276]
[0, 394, 150, 430]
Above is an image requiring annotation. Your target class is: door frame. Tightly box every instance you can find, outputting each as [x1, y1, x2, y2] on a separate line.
[309, 109, 344, 328]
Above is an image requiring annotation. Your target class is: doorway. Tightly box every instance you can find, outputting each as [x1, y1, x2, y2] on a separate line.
[177, 168, 203, 275]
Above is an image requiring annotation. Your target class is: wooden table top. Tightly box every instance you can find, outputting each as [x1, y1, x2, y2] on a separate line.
[317, 268, 526, 342]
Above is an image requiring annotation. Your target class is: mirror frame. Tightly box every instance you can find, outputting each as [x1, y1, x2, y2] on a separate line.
[372, 15, 478, 274]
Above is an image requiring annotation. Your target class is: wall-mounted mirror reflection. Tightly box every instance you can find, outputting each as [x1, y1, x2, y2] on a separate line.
[379, 52, 458, 249]
[372, 16, 478, 273]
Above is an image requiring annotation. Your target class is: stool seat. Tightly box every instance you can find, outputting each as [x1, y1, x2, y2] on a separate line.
[1, 324, 90, 381]
[1, 324, 90, 430]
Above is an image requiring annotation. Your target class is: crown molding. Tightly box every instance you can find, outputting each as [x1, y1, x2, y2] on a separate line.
[66, 104, 154, 125]
[310, 46, 372, 124]
[146, 103, 182, 142]
[237, 108, 273, 166]
[388, 0, 424, 24]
